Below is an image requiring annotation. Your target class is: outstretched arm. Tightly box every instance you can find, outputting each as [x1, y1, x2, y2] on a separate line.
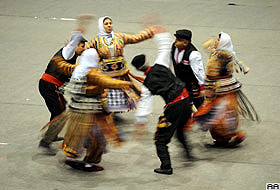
[87, 69, 131, 89]
[115, 27, 154, 45]
[153, 26, 172, 68]
[62, 31, 83, 60]
[62, 14, 93, 60]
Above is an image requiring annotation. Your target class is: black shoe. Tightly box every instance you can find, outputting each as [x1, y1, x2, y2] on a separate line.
[154, 168, 173, 175]
[65, 159, 104, 172]
[38, 140, 57, 156]
[39, 140, 50, 148]
[65, 159, 84, 169]
[53, 136, 64, 142]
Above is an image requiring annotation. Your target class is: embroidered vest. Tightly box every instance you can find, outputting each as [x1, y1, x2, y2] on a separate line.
[95, 36, 129, 77]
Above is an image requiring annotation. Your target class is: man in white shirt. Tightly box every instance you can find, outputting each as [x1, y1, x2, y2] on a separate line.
[171, 29, 205, 109]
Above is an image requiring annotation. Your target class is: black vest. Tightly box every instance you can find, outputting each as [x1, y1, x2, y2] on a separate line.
[45, 48, 78, 83]
[143, 64, 185, 104]
[171, 43, 199, 96]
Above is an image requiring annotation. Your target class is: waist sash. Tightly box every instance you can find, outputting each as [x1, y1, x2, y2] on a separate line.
[99, 57, 129, 77]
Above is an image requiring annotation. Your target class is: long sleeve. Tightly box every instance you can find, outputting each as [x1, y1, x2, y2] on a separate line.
[154, 32, 172, 68]
[51, 56, 78, 76]
[189, 51, 206, 86]
[62, 31, 83, 60]
[115, 27, 154, 45]
[135, 84, 153, 124]
[87, 69, 131, 89]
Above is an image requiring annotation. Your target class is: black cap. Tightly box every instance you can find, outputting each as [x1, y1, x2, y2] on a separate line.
[131, 54, 146, 70]
[174, 29, 192, 41]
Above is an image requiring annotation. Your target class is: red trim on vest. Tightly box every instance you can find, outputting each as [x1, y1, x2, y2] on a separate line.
[165, 88, 189, 108]
[144, 66, 151, 75]
[41, 73, 63, 87]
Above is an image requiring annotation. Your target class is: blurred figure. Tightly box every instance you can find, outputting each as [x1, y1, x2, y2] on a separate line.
[43, 47, 131, 172]
[188, 32, 259, 148]
[38, 14, 93, 154]
[131, 26, 196, 175]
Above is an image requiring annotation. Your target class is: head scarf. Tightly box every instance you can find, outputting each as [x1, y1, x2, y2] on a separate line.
[98, 16, 114, 44]
[216, 32, 236, 56]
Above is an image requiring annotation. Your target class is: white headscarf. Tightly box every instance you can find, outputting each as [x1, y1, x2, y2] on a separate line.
[98, 16, 114, 44]
[217, 32, 236, 56]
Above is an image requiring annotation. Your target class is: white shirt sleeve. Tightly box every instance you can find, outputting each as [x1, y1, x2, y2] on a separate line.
[189, 51, 206, 86]
[62, 31, 83, 60]
[71, 48, 99, 79]
[134, 84, 153, 124]
[154, 32, 172, 68]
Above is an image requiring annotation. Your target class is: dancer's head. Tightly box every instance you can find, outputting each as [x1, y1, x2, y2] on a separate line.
[98, 16, 113, 34]
[75, 37, 88, 56]
[174, 29, 192, 49]
[131, 54, 149, 72]
[215, 32, 234, 54]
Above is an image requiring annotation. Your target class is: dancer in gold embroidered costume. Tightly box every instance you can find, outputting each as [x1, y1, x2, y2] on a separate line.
[86, 16, 154, 113]
[188, 32, 259, 148]
[42, 47, 131, 171]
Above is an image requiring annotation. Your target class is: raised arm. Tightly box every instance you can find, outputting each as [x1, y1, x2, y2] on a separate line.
[62, 14, 93, 60]
[62, 31, 83, 60]
[115, 27, 154, 44]
[153, 28, 172, 68]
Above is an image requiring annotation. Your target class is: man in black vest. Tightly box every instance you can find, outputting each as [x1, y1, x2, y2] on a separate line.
[38, 14, 92, 154]
[171, 29, 205, 109]
[131, 26, 196, 175]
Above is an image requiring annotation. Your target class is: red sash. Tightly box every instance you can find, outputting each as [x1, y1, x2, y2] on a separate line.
[165, 88, 189, 108]
[41, 73, 63, 87]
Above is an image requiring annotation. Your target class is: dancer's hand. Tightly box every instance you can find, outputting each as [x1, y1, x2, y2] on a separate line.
[122, 82, 133, 90]
[77, 14, 95, 33]
[140, 12, 163, 27]
[203, 39, 214, 49]
[150, 25, 168, 34]
[199, 90, 205, 97]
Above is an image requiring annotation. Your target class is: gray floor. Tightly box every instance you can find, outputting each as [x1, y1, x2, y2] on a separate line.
[0, 0, 279, 190]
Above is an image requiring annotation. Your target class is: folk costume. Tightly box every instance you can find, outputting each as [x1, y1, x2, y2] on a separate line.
[85, 16, 154, 112]
[43, 48, 131, 171]
[39, 31, 86, 148]
[171, 29, 206, 109]
[189, 32, 259, 147]
[131, 32, 195, 175]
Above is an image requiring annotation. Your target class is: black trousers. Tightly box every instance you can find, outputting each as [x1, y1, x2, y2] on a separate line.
[154, 97, 193, 169]
[39, 79, 66, 121]
[39, 79, 66, 143]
